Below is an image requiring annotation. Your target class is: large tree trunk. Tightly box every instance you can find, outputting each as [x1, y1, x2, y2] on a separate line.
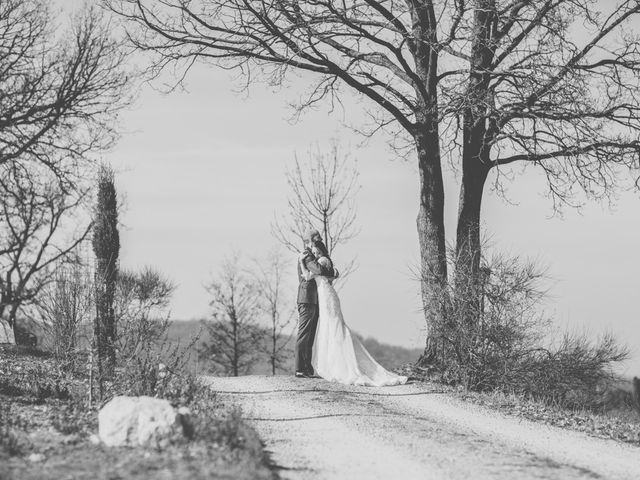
[410, 0, 449, 366]
[455, 0, 496, 326]
[455, 155, 491, 332]
[415, 128, 448, 365]
[456, 153, 491, 288]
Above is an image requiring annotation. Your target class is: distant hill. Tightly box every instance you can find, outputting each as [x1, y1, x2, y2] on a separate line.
[167, 319, 422, 376]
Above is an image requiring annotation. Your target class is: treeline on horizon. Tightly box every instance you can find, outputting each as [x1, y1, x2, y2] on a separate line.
[165, 319, 422, 376]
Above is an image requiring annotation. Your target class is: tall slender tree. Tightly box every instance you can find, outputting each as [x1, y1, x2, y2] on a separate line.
[252, 249, 294, 375]
[92, 166, 120, 378]
[200, 254, 264, 376]
[272, 142, 360, 280]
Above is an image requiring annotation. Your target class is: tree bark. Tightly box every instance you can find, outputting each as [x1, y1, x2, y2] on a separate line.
[456, 155, 491, 285]
[95, 256, 117, 377]
[415, 128, 448, 365]
[455, 0, 496, 318]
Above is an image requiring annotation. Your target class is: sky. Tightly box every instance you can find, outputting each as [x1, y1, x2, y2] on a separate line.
[69, 2, 640, 376]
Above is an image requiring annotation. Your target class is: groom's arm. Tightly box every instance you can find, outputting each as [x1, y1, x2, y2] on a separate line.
[303, 255, 332, 277]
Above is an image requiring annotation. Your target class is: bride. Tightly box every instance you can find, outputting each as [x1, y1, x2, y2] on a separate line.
[299, 238, 408, 387]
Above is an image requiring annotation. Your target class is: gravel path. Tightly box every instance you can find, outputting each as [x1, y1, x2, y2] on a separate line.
[202, 375, 640, 480]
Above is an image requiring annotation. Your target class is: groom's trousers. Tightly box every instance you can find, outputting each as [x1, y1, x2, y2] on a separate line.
[296, 303, 319, 373]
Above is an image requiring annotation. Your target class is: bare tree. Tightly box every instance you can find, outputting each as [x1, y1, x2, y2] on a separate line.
[252, 249, 294, 375]
[272, 142, 360, 280]
[0, 1, 130, 188]
[106, 0, 449, 359]
[93, 166, 120, 378]
[37, 260, 94, 370]
[0, 0, 129, 344]
[114, 266, 176, 361]
[0, 161, 92, 338]
[442, 1, 640, 322]
[200, 254, 264, 376]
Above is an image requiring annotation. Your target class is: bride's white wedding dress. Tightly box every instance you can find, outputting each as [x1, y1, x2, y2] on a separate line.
[311, 276, 408, 387]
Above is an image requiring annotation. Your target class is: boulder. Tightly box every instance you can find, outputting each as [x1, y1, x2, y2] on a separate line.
[98, 396, 190, 448]
[0, 318, 15, 344]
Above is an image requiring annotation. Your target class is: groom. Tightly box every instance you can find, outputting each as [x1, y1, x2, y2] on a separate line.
[295, 229, 334, 378]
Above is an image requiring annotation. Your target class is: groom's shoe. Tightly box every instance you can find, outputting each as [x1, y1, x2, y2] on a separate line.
[295, 371, 311, 378]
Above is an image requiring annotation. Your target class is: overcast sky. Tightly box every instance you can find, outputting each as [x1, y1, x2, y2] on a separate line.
[100, 56, 640, 376]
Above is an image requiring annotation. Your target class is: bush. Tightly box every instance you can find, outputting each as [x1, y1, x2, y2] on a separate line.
[422, 249, 629, 409]
[114, 267, 175, 363]
[0, 362, 71, 402]
[38, 262, 93, 373]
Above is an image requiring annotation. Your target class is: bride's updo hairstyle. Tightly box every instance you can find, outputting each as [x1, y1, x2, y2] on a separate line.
[313, 238, 339, 278]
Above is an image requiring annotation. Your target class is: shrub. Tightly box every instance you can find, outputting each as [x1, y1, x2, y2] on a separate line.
[38, 262, 93, 373]
[111, 331, 201, 405]
[0, 363, 71, 402]
[421, 248, 629, 409]
[114, 267, 175, 363]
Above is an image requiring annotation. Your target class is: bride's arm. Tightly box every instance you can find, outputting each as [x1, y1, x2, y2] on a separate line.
[299, 254, 318, 281]
[300, 254, 332, 281]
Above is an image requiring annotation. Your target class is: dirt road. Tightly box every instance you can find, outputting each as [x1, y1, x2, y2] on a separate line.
[202, 375, 640, 479]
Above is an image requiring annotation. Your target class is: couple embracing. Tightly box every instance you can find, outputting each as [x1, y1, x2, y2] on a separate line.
[295, 229, 407, 387]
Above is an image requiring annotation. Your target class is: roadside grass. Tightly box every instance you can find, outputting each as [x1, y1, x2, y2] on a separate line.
[456, 385, 640, 445]
[0, 345, 275, 480]
[401, 365, 640, 447]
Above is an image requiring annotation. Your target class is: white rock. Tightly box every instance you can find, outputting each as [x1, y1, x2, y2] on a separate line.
[28, 453, 45, 462]
[98, 396, 187, 448]
[0, 318, 15, 344]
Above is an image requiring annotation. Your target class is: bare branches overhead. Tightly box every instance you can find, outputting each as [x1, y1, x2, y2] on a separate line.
[0, 161, 92, 330]
[0, 0, 131, 188]
[106, 0, 456, 135]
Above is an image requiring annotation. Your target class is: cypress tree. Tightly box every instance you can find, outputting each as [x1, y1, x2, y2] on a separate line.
[92, 166, 119, 378]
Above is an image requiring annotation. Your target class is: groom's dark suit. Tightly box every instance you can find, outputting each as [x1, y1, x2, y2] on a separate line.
[296, 252, 334, 374]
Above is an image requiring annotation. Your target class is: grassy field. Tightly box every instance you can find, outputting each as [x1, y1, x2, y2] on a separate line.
[0, 345, 275, 480]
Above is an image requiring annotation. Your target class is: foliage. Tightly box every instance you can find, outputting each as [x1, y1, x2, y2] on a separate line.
[0, 363, 71, 403]
[37, 262, 94, 372]
[93, 165, 120, 378]
[193, 404, 264, 459]
[114, 267, 175, 362]
[112, 342, 201, 407]
[423, 249, 629, 409]
[0, 345, 275, 479]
